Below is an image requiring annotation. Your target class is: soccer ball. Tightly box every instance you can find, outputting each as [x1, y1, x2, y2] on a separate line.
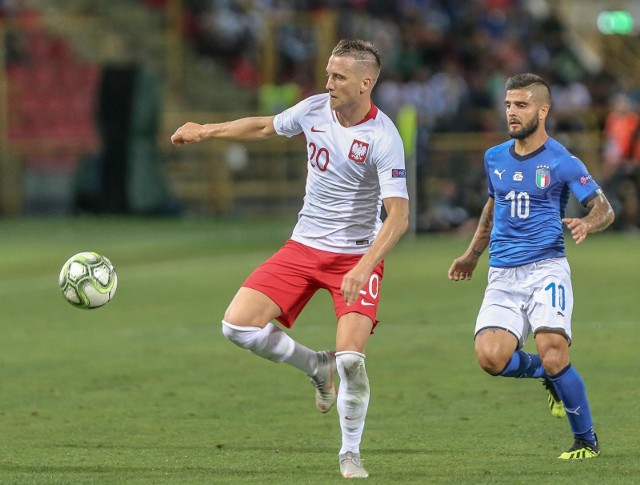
[59, 252, 118, 309]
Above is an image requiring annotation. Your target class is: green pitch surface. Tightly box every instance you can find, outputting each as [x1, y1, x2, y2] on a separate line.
[1, 217, 638, 484]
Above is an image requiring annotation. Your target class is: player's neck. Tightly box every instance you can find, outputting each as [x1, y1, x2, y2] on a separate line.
[334, 100, 372, 128]
[513, 131, 549, 156]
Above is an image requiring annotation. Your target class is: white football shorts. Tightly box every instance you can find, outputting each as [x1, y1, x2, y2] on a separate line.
[475, 257, 573, 348]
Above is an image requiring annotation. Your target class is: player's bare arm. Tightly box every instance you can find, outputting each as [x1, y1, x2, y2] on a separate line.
[171, 116, 277, 145]
[448, 197, 494, 281]
[341, 197, 409, 306]
[562, 191, 615, 245]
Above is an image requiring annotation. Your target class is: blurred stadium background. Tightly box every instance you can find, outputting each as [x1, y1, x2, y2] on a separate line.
[0, 0, 639, 232]
[1, 3, 640, 482]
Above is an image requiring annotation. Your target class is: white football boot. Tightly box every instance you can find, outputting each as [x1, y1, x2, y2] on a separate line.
[310, 351, 336, 413]
[339, 452, 369, 478]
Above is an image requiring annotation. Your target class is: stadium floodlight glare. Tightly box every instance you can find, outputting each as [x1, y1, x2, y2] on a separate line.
[597, 10, 634, 35]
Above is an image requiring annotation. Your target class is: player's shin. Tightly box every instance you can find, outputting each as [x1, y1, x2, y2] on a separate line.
[499, 349, 546, 378]
[221, 321, 318, 375]
[549, 364, 596, 443]
[336, 351, 370, 454]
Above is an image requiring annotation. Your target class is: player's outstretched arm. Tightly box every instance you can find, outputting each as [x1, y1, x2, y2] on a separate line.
[448, 197, 494, 281]
[171, 116, 278, 145]
[341, 197, 409, 306]
[562, 191, 615, 244]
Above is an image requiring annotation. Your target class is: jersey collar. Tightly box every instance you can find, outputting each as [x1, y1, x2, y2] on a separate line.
[334, 101, 378, 126]
[355, 101, 378, 125]
[509, 140, 547, 161]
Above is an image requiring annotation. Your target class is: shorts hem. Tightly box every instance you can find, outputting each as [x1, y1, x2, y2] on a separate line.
[533, 326, 572, 346]
[474, 326, 522, 347]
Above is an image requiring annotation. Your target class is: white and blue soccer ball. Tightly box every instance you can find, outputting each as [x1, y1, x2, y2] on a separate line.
[59, 252, 118, 309]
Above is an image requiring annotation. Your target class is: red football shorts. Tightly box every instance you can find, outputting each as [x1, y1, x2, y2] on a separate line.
[242, 239, 384, 330]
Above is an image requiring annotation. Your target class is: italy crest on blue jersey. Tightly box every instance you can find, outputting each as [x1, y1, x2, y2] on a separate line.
[536, 166, 550, 189]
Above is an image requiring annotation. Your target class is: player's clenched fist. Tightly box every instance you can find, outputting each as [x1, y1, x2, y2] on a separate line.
[171, 122, 205, 145]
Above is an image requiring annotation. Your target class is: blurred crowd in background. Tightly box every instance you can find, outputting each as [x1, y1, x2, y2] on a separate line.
[146, 0, 640, 232]
[176, 0, 607, 128]
[3, 0, 640, 232]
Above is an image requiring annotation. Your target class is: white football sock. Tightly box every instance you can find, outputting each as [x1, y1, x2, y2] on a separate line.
[336, 351, 369, 455]
[221, 320, 318, 375]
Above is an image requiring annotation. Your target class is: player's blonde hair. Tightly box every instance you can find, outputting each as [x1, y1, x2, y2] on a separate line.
[331, 39, 381, 67]
[331, 39, 381, 82]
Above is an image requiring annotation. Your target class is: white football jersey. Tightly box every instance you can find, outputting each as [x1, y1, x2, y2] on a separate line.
[274, 93, 409, 254]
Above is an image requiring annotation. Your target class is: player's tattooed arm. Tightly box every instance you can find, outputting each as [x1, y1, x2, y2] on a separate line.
[448, 197, 493, 281]
[562, 191, 615, 244]
[468, 197, 494, 258]
[582, 192, 615, 233]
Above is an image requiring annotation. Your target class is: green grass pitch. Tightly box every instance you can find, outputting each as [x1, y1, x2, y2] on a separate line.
[0, 217, 638, 483]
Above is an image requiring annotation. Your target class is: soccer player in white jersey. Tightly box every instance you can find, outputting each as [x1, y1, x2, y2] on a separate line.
[448, 73, 614, 460]
[172, 39, 409, 478]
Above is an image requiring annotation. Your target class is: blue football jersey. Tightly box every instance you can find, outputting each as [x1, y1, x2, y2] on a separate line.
[484, 137, 601, 268]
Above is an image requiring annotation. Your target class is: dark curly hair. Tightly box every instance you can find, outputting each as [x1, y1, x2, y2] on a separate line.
[505, 73, 551, 105]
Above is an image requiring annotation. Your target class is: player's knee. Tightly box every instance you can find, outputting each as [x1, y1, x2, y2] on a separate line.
[475, 338, 513, 375]
[537, 338, 570, 375]
[476, 350, 509, 376]
[337, 351, 369, 393]
[337, 351, 366, 372]
[221, 320, 259, 348]
[540, 353, 569, 376]
[221, 320, 293, 363]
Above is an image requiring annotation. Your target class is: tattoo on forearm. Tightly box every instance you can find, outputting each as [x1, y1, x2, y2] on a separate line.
[585, 194, 615, 233]
[481, 211, 492, 230]
[469, 202, 493, 257]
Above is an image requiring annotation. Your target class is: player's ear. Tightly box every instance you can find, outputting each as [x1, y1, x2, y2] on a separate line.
[538, 103, 550, 120]
[360, 76, 373, 94]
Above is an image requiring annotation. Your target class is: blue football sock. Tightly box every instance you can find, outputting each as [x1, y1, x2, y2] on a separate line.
[499, 350, 547, 378]
[549, 364, 596, 444]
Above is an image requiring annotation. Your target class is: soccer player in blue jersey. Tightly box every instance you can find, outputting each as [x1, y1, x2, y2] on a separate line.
[448, 73, 615, 459]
